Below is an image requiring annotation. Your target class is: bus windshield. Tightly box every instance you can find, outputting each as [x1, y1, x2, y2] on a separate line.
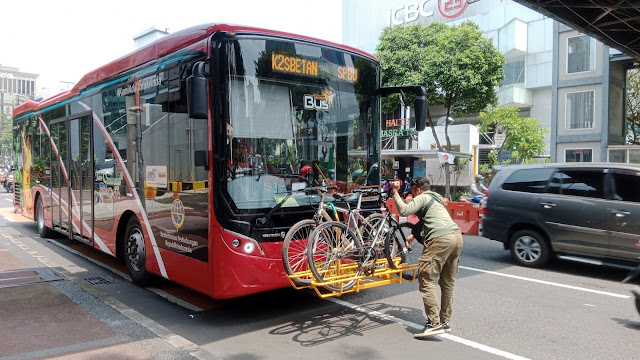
[225, 38, 380, 211]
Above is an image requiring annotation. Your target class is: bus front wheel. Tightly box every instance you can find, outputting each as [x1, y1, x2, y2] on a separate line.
[124, 217, 151, 286]
[36, 196, 53, 238]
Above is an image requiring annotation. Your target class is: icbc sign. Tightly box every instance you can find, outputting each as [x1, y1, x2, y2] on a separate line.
[388, 0, 473, 26]
[438, 0, 468, 19]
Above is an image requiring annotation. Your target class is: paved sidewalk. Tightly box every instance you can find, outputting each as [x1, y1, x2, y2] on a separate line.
[0, 231, 217, 360]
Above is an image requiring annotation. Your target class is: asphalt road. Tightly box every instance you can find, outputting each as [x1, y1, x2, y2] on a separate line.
[1, 191, 638, 360]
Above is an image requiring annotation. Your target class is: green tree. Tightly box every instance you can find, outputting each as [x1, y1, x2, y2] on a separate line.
[376, 21, 505, 198]
[627, 68, 640, 145]
[479, 106, 548, 175]
[0, 113, 12, 166]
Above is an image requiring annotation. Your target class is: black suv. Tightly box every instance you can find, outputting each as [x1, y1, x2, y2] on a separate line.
[483, 163, 640, 269]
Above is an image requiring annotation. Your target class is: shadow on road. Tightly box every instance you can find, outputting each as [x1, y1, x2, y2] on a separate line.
[269, 302, 423, 346]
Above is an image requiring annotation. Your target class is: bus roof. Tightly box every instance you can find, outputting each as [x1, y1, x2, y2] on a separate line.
[14, 23, 377, 119]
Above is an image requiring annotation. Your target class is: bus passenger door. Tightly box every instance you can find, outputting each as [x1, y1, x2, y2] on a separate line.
[68, 116, 93, 245]
[50, 120, 70, 238]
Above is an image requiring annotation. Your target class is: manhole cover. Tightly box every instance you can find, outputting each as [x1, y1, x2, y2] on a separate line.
[85, 276, 112, 285]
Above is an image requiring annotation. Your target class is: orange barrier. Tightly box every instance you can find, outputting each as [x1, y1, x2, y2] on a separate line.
[445, 201, 482, 235]
[386, 198, 419, 224]
[386, 198, 482, 235]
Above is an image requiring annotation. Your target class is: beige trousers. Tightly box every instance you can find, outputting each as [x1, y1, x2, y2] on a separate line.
[417, 231, 463, 324]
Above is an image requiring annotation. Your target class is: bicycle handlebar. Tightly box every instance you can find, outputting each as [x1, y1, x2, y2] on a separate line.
[303, 185, 337, 195]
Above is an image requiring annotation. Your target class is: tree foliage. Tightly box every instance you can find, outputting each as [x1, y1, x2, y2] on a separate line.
[0, 113, 12, 166]
[479, 106, 548, 165]
[376, 21, 505, 197]
[377, 22, 505, 116]
[627, 68, 640, 145]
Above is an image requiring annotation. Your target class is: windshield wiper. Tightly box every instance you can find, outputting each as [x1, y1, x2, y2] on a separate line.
[255, 193, 292, 226]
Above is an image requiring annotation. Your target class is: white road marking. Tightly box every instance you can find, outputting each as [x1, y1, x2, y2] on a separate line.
[3, 216, 14, 222]
[5, 198, 12, 202]
[460, 265, 630, 299]
[329, 297, 530, 360]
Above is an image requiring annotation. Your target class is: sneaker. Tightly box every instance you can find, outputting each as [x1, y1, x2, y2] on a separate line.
[443, 322, 451, 333]
[414, 322, 445, 339]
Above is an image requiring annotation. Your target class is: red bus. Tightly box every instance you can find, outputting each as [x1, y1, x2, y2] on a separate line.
[12, 23, 426, 299]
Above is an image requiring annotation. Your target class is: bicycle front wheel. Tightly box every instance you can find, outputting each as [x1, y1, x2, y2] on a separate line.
[307, 221, 362, 292]
[282, 219, 316, 286]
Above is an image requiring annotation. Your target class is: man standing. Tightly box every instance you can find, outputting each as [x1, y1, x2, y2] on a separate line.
[391, 177, 463, 339]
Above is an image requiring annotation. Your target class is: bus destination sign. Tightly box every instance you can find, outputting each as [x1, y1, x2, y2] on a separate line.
[271, 53, 358, 82]
[272, 54, 318, 76]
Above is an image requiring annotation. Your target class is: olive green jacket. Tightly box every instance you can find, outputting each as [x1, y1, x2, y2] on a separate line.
[393, 191, 460, 241]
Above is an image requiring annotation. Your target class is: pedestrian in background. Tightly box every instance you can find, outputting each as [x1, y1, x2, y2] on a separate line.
[383, 177, 391, 192]
[390, 177, 463, 339]
[402, 177, 412, 198]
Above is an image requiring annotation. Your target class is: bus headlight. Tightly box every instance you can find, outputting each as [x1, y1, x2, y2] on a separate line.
[232, 239, 241, 247]
[243, 242, 255, 254]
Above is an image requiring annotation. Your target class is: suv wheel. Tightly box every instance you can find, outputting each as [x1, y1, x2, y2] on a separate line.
[509, 229, 550, 268]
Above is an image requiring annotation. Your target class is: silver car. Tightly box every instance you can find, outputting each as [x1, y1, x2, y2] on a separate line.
[482, 163, 640, 269]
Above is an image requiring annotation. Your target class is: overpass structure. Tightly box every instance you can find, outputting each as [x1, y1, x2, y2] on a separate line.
[515, 0, 640, 61]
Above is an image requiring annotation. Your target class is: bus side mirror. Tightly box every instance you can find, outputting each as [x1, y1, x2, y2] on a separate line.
[194, 150, 209, 171]
[414, 93, 427, 132]
[187, 61, 209, 119]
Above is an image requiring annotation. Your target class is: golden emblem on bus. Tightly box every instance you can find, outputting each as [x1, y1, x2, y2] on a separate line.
[171, 198, 185, 231]
[304, 89, 336, 111]
[271, 54, 318, 76]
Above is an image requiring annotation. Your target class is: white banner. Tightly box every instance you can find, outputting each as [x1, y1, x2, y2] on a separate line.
[146, 165, 168, 188]
[437, 151, 456, 164]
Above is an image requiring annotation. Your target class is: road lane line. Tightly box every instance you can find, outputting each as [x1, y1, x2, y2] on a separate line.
[3, 216, 14, 222]
[329, 298, 530, 360]
[460, 266, 630, 298]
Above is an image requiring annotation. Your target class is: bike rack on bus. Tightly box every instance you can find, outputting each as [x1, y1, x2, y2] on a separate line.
[287, 258, 419, 298]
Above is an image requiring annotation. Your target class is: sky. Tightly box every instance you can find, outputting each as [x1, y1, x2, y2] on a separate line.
[0, 0, 343, 95]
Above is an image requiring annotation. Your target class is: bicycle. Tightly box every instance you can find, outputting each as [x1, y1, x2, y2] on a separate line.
[305, 188, 416, 292]
[282, 186, 385, 286]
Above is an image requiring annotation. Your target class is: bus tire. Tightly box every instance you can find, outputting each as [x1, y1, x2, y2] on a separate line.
[124, 216, 151, 286]
[36, 196, 53, 238]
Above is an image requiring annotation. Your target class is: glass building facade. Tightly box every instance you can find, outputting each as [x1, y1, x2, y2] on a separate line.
[342, 0, 630, 163]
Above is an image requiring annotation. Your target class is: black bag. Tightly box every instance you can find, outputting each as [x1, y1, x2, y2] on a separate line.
[410, 196, 435, 245]
[411, 221, 424, 244]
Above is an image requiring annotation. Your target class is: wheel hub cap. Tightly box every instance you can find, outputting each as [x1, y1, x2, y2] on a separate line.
[515, 236, 541, 262]
[127, 229, 145, 272]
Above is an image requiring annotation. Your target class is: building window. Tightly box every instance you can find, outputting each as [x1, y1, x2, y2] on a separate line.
[609, 149, 626, 163]
[503, 59, 525, 86]
[566, 91, 594, 129]
[567, 35, 596, 73]
[565, 149, 592, 162]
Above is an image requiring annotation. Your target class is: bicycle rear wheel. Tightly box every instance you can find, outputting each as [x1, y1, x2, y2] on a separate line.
[360, 213, 386, 249]
[307, 221, 362, 292]
[282, 219, 316, 286]
[385, 222, 423, 280]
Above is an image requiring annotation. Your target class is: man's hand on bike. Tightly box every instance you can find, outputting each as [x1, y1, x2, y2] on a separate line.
[390, 180, 402, 196]
[405, 233, 415, 245]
